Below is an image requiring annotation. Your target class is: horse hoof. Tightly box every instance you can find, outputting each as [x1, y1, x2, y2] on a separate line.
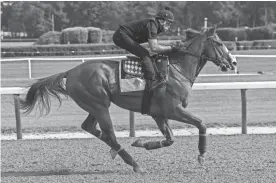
[131, 139, 144, 148]
[110, 149, 117, 160]
[133, 166, 146, 173]
[198, 155, 205, 165]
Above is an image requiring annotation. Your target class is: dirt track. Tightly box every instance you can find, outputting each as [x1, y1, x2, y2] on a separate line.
[2, 134, 276, 183]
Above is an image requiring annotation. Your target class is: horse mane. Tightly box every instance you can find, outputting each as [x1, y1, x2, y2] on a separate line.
[173, 29, 201, 49]
[185, 29, 201, 40]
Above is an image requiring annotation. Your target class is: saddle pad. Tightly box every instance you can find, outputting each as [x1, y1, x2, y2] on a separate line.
[122, 59, 144, 77]
[120, 78, 145, 92]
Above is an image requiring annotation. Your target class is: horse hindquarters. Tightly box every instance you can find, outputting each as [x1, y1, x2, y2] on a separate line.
[65, 63, 143, 172]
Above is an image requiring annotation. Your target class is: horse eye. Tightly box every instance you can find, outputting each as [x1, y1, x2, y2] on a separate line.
[215, 41, 223, 46]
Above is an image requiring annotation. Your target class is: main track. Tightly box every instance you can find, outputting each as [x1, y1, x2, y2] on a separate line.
[2, 134, 276, 183]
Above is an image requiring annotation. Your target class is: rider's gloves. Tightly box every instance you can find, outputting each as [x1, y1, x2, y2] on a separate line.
[171, 45, 180, 53]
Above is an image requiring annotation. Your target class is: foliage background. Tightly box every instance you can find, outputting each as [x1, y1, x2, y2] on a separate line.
[2, 1, 276, 38]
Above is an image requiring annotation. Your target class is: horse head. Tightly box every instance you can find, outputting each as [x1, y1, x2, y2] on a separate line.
[168, 26, 237, 80]
[202, 26, 237, 72]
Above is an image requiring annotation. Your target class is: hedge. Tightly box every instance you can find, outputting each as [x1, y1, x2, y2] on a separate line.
[87, 27, 102, 43]
[35, 31, 61, 45]
[60, 27, 88, 44]
[1, 43, 127, 57]
[246, 26, 274, 41]
[216, 28, 247, 41]
[102, 30, 115, 43]
[217, 25, 275, 41]
[1, 38, 38, 42]
[236, 40, 276, 50]
[2, 40, 275, 57]
[235, 41, 253, 50]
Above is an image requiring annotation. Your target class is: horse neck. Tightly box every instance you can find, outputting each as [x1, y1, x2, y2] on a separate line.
[170, 35, 207, 84]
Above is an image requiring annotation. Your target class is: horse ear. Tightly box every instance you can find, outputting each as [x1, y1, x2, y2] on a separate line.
[212, 21, 221, 33]
[208, 26, 216, 34]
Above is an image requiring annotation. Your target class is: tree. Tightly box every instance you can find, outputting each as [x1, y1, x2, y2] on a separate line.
[43, 2, 69, 31]
[1, 2, 13, 31]
[2, 1, 276, 38]
[6, 2, 50, 37]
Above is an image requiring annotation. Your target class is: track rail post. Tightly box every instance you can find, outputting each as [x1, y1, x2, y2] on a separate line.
[129, 111, 135, 137]
[13, 94, 22, 139]
[241, 89, 247, 134]
[28, 59, 32, 79]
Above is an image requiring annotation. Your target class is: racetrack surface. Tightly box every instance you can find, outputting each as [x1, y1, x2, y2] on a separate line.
[2, 134, 276, 183]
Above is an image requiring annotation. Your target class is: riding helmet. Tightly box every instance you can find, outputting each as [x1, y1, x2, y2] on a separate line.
[156, 7, 175, 23]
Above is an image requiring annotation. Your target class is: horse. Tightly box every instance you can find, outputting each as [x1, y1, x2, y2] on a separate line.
[19, 25, 237, 173]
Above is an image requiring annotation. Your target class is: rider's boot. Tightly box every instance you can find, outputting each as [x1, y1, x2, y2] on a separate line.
[141, 56, 165, 91]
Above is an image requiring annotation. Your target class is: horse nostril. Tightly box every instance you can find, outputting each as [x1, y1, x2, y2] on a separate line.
[232, 61, 237, 66]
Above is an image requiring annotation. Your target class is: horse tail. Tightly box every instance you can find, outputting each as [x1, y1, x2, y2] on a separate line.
[19, 72, 68, 115]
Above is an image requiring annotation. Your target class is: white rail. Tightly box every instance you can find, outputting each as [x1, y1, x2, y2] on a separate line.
[1, 55, 276, 62]
[1, 55, 276, 79]
[1, 81, 276, 139]
[2, 81, 276, 94]
[233, 55, 276, 58]
[0, 56, 128, 62]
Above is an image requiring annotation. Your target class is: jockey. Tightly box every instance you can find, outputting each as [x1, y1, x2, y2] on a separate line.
[113, 7, 179, 91]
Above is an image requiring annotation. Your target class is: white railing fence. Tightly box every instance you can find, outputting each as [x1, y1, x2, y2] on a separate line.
[1, 55, 276, 79]
[1, 81, 276, 140]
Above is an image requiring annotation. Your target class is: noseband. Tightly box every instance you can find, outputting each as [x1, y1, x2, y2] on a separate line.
[203, 35, 229, 67]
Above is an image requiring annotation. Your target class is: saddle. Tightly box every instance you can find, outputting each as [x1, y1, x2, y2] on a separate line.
[119, 54, 169, 115]
[119, 55, 169, 93]
[121, 55, 169, 80]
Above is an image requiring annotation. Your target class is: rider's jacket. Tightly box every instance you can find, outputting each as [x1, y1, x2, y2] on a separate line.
[120, 18, 163, 44]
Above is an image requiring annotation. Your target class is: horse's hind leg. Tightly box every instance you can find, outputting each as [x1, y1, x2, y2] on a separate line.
[69, 91, 143, 172]
[132, 117, 174, 150]
[94, 108, 144, 172]
[81, 114, 101, 138]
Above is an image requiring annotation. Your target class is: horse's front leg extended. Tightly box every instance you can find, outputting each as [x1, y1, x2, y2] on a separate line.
[131, 117, 174, 150]
[170, 104, 207, 165]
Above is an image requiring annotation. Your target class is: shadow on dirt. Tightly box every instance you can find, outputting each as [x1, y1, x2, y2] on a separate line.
[1, 169, 116, 177]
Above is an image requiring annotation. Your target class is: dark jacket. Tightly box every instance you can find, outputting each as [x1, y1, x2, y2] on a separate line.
[120, 18, 163, 44]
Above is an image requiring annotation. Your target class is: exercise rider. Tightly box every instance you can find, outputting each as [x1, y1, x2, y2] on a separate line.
[113, 7, 179, 91]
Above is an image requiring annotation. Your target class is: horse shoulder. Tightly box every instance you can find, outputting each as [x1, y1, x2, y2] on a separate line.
[166, 78, 191, 106]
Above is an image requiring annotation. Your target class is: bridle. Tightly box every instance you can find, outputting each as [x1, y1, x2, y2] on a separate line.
[169, 32, 230, 84]
[204, 34, 230, 69]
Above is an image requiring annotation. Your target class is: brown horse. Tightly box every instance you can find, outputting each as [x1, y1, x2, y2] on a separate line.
[19, 26, 237, 173]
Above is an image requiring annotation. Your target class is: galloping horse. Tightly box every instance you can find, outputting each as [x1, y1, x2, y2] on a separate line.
[20, 25, 237, 173]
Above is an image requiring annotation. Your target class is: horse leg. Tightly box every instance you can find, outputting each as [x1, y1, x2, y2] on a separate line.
[170, 104, 207, 165]
[94, 109, 144, 173]
[81, 114, 102, 138]
[69, 87, 143, 172]
[132, 117, 174, 150]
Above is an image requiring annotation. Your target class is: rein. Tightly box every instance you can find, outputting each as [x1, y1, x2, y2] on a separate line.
[169, 33, 227, 85]
[169, 35, 204, 85]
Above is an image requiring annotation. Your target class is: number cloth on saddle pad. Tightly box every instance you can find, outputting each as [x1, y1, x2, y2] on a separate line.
[120, 55, 169, 92]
